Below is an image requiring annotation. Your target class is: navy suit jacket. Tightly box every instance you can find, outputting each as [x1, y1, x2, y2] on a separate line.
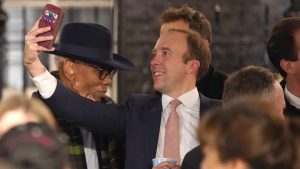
[41, 82, 221, 169]
[181, 145, 202, 169]
[196, 65, 227, 100]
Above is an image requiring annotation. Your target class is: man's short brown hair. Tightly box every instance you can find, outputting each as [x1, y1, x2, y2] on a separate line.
[161, 5, 212, 43]
[222, 66, 278, 104]
[168, 29, 211, 79]
[199, 97, 293, 169]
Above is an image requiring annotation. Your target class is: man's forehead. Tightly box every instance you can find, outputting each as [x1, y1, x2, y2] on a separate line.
[160, 30, 188, 40]
[160, 20, 189, 34]
[153, 31, 188, 52]
[156, 31, 186, 47]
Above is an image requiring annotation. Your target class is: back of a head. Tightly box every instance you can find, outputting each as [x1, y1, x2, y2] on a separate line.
[0, 94, 57, 135]
[161, 4, 212, 43]
[267, 16, 300, 77]
[0, 123, 68, 169]
[0, 159, 16, 169]
[286, 118, 300, 169]
[222, 66, 277, 104]
[199, 97, 293, 169]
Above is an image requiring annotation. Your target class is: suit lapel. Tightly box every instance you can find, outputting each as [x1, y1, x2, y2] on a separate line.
[142, 96, 162, 168]
[199, 94, 205, 117]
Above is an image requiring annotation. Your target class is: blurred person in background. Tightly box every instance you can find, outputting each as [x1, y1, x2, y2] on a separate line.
[287, 118, 300, 169]
[182, 65, 285, 169]
[0, 122, 69, 169]
[267, 16, 300, 118]
[222, 65, 285, 119]
[0, 159, 16, 169]
[0, 93, 57, 137]
[199, 97, 292, 169]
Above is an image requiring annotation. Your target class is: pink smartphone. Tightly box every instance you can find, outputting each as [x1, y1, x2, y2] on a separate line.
[37, 4, 64, 49]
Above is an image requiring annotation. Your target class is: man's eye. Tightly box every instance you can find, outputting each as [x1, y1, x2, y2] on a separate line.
[152, 52, 156, 58]
[162, 51, 170, 56]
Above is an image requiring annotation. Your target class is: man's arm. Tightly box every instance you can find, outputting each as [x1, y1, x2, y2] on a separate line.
[24, 19, 58, 99]
[24, 19, 54, 78]
[24, 20, 126, 140]
[40, 81, 127, 139]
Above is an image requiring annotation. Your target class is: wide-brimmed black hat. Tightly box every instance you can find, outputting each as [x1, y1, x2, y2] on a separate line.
[47, 23, 134, 70]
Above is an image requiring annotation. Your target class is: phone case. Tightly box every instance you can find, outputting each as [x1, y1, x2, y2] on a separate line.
[37, 4, 64, 49]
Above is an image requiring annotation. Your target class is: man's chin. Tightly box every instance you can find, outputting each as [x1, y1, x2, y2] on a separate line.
[153, 85, 162, 93]
[83, 94, 102, 102]
[93, 96, 104, 102]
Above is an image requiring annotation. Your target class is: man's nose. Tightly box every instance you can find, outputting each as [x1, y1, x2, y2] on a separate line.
[150, 54, 160, 66]
[102, 75, 113, 84]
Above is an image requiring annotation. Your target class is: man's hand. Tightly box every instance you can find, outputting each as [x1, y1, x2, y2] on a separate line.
[152, 161, 181, 169]
[24, 19, 54, 77]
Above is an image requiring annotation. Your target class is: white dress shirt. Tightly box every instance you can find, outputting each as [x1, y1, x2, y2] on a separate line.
[80, 129, 100, 169]
[31, 70, 57, 99]
[155, 88, 200, 164]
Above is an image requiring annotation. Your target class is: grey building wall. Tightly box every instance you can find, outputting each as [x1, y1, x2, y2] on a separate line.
[118, 0, 289, 102]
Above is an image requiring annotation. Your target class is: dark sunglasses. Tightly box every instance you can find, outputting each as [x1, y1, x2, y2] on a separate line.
[71, 60, 117, 80]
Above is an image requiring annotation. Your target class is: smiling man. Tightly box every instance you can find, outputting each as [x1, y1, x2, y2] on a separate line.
[160, 5, 227, 100]
[24, 26, 221, 169]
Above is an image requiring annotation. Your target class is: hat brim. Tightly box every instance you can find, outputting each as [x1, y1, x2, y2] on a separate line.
[46, 45, 134, 71]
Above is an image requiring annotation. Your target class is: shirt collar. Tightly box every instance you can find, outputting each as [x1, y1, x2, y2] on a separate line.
[162, 87, 199, 109]
[285, 86, 300, 109]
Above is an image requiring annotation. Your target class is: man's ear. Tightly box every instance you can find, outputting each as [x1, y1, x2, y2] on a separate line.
[280, 59, 295, 75]
[187, 60, 200, 74]
[62, 60, 76, 81]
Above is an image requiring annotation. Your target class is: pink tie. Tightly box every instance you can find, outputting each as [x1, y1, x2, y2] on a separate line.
[164, 99, 182, 163]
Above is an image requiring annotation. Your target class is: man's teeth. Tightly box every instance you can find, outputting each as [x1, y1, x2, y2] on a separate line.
[154, 72, 164, 76]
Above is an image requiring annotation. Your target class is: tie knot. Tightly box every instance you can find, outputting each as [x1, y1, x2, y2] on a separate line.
[171, 99, 181, 110]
